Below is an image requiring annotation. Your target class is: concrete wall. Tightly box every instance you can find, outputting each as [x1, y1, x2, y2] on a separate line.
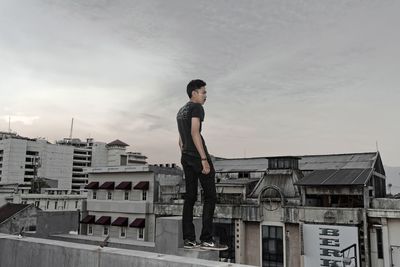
[244, 222, 260, 266]
[0, 234, 255, 267]
[35, 210, 79, 237]
[285, 223, 300, 267]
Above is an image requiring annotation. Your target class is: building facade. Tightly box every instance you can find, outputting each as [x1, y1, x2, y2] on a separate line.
[80, 164, 182, 243]
[155, 152, 394, 267]
[0, 132, 74, 189]
[56, 138, 148, 189]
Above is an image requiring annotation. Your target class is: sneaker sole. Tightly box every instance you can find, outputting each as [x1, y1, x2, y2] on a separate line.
[184, 247, 207, 251]
[200, 246, 228, 251]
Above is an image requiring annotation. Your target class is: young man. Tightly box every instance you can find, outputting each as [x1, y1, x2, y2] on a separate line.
[176, 79, 228, 251]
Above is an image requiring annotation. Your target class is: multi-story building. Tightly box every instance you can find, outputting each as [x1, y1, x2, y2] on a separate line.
[0, 132, 73, 189]
[80, 164, 182, 242]
[57, 138, 147, 189]
[6, 188, 85, 211]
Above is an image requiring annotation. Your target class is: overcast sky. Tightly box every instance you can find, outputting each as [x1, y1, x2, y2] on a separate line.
[0, 0, 399, 166]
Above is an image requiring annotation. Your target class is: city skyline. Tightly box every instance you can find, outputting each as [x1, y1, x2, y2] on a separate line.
[1, 0, 399, 166]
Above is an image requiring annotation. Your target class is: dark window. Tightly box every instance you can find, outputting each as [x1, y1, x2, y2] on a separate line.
[377, 228, 383, 259]
[262, 225, 284, 267]
[238, 172, 250, 178]
[121, 155, 127, 166]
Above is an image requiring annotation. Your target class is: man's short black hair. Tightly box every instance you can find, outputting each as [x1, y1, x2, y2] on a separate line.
[187, 79, 206, 98]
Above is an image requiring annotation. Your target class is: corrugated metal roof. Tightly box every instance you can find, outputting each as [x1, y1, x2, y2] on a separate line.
[295, 168, 373, 186]
[213, 152, 378, 173]
[298, 152, 377, 170]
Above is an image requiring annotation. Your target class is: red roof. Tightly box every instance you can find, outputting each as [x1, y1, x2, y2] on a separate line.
[129, 218, 145, 228]
[107, 139, 129, 147]
[115, 182, 132, 190]
[80, 215, 95, 224]
[111, 217, 128, 227]
[95, 216, 111, 225]
[133, 181, 149, 190]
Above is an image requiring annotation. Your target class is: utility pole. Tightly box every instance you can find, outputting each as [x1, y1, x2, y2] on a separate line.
[31, 156, 42, 194]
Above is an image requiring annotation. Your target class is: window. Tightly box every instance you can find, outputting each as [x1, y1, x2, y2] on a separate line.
[88, 225, 93, 235]
[75, 200, 78, 209]
[124, 191, 129, 201]
[377, 228, 383, 259]
[63, 200, 67, 209]
[103, 226, 109, 236]
[120, 227, 126, 238]
[46, 201, 50, 209]
[54, 201, 58, 210]
[262, 225, 284, 267]
[93, 191, 97, 199]
[21, 200, 27, 204]
[142, 191, 147, 201]
[138, 228, 144, 240]
[34, 201, 40, 207]
[107, 192, 112, 200]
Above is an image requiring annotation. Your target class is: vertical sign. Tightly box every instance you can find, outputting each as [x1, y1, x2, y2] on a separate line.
[303, 224, 359, 267]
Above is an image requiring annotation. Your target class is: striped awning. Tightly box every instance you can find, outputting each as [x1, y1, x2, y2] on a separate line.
[85, 182, 99, 190]
[133, 181, 149, 190]
[116, 182, 132, 190]
[129, 218, 145, 228]
[111, 217, 129, 227]
[99, 182, 115, 190]
[95, 216, 111, 225]
[80, 215, 95, 224]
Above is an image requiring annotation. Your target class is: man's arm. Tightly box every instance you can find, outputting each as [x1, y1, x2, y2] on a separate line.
[191, 117, 210, 174]
[178, 136, 183, 151]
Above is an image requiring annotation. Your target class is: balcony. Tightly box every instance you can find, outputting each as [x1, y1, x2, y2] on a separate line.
[87, 199, 153, 214]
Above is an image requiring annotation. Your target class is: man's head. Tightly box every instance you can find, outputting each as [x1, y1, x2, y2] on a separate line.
[187, 79, 207, 105]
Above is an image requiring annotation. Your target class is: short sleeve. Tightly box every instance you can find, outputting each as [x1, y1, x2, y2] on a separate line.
[191, 103, 204, 121]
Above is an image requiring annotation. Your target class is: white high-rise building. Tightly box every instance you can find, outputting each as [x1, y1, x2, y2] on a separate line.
[0, 132, 73, 189]
[56, 138, 148, 189]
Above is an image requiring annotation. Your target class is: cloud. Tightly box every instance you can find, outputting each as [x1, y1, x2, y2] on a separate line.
[2, 115, 40, 126]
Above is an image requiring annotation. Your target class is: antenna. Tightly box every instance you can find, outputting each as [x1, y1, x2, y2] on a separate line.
[69, 118, 74, 139]
[8, 115, 11, 133]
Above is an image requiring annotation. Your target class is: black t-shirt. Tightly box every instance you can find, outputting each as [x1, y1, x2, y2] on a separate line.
[177, 101, 209, 158]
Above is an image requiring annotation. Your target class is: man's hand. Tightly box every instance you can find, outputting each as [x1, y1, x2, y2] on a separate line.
[202, 160, 210, 175]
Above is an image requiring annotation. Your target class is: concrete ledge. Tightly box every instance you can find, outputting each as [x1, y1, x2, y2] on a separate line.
[0, 234, 255, 267]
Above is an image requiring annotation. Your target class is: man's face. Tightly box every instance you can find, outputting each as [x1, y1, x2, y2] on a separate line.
[192, 86, 207, 105]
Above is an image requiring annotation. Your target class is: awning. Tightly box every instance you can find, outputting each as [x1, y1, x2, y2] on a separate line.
[80, 215, 95, 224]
[129, 218, 145, 228]
[95, 216, 111, 225]
[133, 181, 149, 190]
[85, 182, 99, 190]
[116, 182, 132, 190]
[111, 217, 129, 227]
[99, 182, 115, 190]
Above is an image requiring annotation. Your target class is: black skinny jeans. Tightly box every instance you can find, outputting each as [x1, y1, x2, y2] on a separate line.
[181, 154, 216, 242]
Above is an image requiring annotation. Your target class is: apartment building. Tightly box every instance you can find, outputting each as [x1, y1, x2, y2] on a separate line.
[0, 132, 73, 189]
[57, 138, 147, 189]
